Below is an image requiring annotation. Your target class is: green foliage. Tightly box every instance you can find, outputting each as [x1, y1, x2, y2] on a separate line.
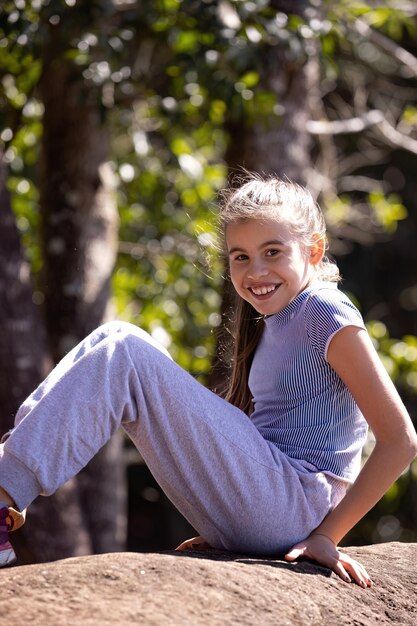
[2, 0, 417, 376]
[7, 173, 42, 271]
[326, 0, 417, 40]
[368, 322, 417, 396]
[112, 95, 227, 375]
[368, 192, 407, 232]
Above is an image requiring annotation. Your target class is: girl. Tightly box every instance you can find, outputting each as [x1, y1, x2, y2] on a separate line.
[1, 175, 416, 587]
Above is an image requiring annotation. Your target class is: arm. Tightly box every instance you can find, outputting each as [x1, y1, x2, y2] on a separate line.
[285, 326, 417, 585]
[318, 326, 417, 542]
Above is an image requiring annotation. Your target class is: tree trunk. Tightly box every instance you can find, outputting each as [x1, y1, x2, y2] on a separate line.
[225, 0, 314, 182]
[209, 0, 316, 390]
[0, 161, 48, 432]
[34, 16, 124, 558]
[39, 51, 118, 360]
[0, 160, 97, 563]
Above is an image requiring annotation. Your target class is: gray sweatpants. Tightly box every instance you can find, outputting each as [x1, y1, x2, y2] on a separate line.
[0, 322, 345, 555]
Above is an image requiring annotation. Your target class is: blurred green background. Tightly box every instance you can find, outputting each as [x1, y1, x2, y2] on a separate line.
[1, 0, 416, 563]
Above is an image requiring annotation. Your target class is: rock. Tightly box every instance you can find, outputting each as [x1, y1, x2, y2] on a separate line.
[1, 542, 416, 625]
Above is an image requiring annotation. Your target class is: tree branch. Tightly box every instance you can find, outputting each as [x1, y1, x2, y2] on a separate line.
[377, 117, 417, 155]
[306, 110, 384, 135]
[307, 110, 417, 156]
[352, 18, 417, 79]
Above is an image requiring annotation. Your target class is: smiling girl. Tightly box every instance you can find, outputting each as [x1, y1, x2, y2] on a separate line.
[1, 174, 416, 587]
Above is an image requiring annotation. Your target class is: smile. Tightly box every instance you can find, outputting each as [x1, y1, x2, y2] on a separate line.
[249, 284, 280, 296]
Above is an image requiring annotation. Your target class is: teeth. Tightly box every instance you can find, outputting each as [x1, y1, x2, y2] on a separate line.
[251, 285, 277, 295]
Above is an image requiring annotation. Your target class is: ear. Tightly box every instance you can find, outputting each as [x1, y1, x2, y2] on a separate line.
[309, 234, 325, 266]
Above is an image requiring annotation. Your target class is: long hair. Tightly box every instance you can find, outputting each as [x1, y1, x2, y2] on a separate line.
[221, 297, 264, 415]
[217, 172, 340, 414]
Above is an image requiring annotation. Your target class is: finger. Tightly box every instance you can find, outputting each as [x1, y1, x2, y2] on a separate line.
[354, 562, 372, 586]
[335, 559, 372, 587]
[342, 559, 373, 588]
[176, 537, 213, 551]
[333, 560, 353, 584]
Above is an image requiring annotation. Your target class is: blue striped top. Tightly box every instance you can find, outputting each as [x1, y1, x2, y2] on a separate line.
[248, 283, 368, 483]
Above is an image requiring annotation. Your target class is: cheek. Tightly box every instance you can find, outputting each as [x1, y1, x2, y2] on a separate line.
[288, 252, 308, 273]
[229, 266, 243, 290]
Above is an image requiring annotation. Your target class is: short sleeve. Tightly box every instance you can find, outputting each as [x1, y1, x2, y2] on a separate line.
[304, 287, 365, 361]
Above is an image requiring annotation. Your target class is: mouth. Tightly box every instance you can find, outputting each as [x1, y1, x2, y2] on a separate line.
[248, 284, 281, 297]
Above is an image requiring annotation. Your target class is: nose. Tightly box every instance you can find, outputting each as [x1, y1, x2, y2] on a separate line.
[247, 258, 268, 280]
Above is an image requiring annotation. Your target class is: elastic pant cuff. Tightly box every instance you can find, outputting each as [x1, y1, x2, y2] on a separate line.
[0, 448, 42, 511]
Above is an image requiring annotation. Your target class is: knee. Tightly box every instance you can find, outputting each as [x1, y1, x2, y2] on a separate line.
[97, 320, 137, 338]
[86, 321, 136, 350]
[98, 320, 172, 361]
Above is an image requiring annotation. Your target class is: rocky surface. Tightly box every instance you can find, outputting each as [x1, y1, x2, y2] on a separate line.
[1, 542, 416, 625]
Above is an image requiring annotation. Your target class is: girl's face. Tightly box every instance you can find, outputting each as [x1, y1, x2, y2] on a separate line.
[226, 218, 323, 316]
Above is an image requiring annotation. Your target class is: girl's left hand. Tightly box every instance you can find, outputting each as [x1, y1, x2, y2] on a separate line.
[175, 535, 213, 551]
[284, 532, 372, 588]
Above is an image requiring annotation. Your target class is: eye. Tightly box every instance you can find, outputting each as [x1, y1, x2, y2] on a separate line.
[232, 253, 249, 262]
[266, 248, 280, 257]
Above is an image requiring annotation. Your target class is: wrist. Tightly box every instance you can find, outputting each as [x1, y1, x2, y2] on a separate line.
[311, 531, 338, 545]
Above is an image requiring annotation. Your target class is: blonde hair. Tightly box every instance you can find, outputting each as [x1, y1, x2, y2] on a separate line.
[217, 173, 340, 414]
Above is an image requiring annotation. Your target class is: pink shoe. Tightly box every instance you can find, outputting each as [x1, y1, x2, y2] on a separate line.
[0, 507, 16, 567]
